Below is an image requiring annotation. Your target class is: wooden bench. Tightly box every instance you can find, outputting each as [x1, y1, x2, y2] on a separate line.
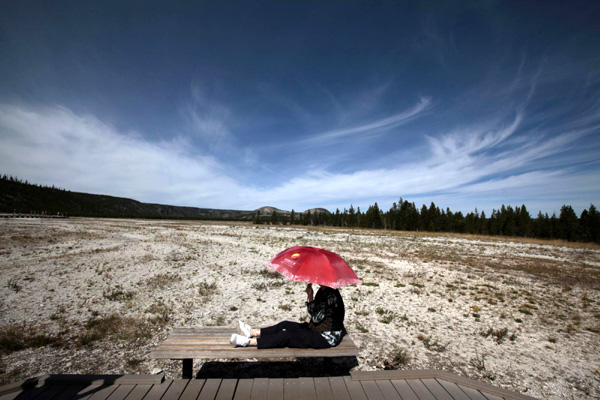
[151, 326, 359, 379]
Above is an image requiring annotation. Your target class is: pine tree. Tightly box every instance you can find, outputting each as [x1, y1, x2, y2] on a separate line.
[270, 210, 278, 225]
[559, 205, 579, 241]
[253, 210, 261, 224]
[290, 209, 295, 225]
[348, 205, 356, 227]
[585, 204, 600, 243]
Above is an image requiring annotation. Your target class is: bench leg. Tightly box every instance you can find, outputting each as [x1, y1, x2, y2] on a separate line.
[182, 359, 193, 379]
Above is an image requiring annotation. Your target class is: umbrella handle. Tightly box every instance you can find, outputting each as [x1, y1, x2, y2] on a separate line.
[305, 283, 314, 302]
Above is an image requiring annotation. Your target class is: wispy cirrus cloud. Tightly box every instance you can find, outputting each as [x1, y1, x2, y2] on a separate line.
[0, 103, 246, 207]
[180, 81, 233, 152]
[0, 97, 598, 214]
[304, 96, 432, 145]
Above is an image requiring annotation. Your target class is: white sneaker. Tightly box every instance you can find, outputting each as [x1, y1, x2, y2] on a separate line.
[239, 320, 252, 337]
[230, 333, 250, 347]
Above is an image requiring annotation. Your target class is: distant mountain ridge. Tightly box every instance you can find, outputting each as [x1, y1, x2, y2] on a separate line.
[0, 176, 328, 220]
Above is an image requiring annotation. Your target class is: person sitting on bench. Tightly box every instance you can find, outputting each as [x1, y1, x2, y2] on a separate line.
[230, 283, 345, 349]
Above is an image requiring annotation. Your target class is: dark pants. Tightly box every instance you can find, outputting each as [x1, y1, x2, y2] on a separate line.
[257, 321, 331, 349]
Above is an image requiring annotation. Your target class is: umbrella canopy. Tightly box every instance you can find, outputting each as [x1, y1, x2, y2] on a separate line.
[267, 246, 362, 289]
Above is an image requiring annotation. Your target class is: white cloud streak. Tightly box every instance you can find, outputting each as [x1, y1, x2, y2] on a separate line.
[0, 104, 246, 207]
[303, 96, 432, 145]
[180, 81, 233, 151]
[0, 102, 598, 214]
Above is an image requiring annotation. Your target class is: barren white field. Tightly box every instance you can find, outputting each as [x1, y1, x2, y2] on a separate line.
[1, 218, 599, 399]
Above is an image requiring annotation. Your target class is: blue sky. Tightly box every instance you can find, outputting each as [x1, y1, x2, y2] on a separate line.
[1, 1, 599, 215]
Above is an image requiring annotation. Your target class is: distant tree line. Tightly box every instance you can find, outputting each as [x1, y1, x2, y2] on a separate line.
[0, 175, 254, 220]
[4, 174, 597, 243]
[256, 198, 600, 244]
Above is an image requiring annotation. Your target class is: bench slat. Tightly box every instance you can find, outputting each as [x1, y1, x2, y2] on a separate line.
[160, 338, 357, 347]
[151, 326, 359, 362]
[151, 347, 359, 359]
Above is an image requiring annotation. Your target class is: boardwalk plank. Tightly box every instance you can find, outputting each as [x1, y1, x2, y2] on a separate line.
[250, 378, 268, 400]
[36, 385, 69, 399]
[406, 380, 436, 400]
[198, 379, 222, 400]
[375, 380, 402, 400]
[233, 379, 253, 400]
[123, 385, 152, 400]
[0, 370, 538, 400]
[328, 377, 351, 400]
[143, 380, 173, 400]
[180, 379, 205, 400]
[435, 380, 471, 400]
[0, 377, 40, 398]
[359, 381, 383, 400]
[69, 384, 103, 400]
[283, 379, 300, 400]
[105, 384, 135, 400]
[87, 384, 118, 400]
[297, 377, 317, 400]
[314, 377, 333, 400]
[216, 379, 238, 400]
[162, 380, 189, 400]
[421, 378, 453, 400]
[390, 380, 419, 400]
[456, 386, 489, 400]
[342, 376, 367, 400]
[53, 384, 88, 400]
[481, 393, 504, 400]
[267, 379, 284, 400]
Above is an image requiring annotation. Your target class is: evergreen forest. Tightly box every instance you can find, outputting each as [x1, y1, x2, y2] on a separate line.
[2, 174, 598, 243]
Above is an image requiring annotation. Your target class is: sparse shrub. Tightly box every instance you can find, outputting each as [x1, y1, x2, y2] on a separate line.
[355, 321, 368, 333]
[145, 273, 181, 290]
[384, 347, 408, 369]
[518, 305, 533, 315]
[363, 282, 379, 287]
[50, 306, 66, 321]
[79, 313, 158, 347]
[6, 278, 21, 293]
[376, 307, 394, 324]
[103, 285, 135, 301]
[259, 268, 284, 280]
[198, 281, 218, 297]
[126, 358, 143, 369]
[480, 327, 509, 344]
[145, 300, 171, 329]
[471, 350, 487, 371]
[0, 325, 58, 354]
[427, 307, 436, 313]
[278, 304, 292, 311]
[419, 335, 448, 352]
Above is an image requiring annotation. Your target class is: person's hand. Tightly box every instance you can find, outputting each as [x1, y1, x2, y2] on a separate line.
[306, 283, 314, 302]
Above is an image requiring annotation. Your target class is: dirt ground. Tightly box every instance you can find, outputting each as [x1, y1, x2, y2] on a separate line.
[1, 218, 599, 399]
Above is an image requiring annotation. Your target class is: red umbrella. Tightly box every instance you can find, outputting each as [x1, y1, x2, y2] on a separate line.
[267, 246, 362, 289]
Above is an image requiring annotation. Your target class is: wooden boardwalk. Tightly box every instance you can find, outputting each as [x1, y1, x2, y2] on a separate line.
[0, 370, 537, 400]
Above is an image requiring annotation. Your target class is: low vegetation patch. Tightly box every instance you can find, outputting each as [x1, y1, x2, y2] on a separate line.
[384, 347, 408, 369]
[78, 314, 155, 347]
[103, 285, 135, 301]
[198, 281, 218, 297]
[145, 273, 181, 290]
[0, 324, 59, 354]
